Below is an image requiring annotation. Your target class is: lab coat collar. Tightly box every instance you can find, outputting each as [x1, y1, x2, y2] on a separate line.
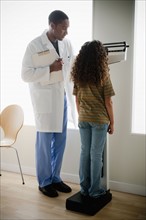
[58, 41, 64, 58]
[41, 29, 54, 49]
[41, 29, 64, 57]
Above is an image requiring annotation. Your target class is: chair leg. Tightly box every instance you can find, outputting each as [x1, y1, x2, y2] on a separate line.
[12, 147, 25, 184]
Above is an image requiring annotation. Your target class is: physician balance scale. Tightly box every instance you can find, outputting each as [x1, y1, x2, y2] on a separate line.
[66, 41, 129, 216]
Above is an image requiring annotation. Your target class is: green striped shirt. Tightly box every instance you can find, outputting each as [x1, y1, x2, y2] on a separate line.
[73, 76, 115, 123]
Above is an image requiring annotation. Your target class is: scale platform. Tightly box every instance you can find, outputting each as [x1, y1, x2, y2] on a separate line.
[66, 190, 112, 216]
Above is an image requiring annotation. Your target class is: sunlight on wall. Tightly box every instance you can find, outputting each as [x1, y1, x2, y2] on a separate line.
[132, 0, 146, 134]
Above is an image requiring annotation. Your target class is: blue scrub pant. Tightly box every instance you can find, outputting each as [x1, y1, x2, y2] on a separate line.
[35, 95, 67, 187]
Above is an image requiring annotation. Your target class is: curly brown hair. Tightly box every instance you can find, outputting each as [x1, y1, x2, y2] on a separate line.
[71, 40, 109, 87]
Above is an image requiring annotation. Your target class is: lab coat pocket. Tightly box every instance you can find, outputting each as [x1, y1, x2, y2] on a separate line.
[31, 89, 52, 114]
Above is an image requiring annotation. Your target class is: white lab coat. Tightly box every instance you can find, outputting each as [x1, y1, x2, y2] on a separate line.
[21, 30, 77, 132]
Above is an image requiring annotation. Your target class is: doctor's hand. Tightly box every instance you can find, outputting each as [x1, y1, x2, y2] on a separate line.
[50, 58, 63, 72]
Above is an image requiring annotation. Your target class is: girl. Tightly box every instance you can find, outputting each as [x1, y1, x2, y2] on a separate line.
[71, 40, 115, 199]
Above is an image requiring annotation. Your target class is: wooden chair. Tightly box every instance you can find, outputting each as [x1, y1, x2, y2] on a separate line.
[0, 104, 25, 184]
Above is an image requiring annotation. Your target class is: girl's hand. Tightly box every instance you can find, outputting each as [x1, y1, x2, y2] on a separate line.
[108, 123, 114, 134]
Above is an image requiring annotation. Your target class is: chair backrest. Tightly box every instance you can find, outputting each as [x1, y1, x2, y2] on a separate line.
[0, 105, 24, 142]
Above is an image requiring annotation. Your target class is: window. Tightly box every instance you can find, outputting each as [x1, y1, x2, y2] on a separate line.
[1, 0, 93, 127]
[132, 0, 146, 134]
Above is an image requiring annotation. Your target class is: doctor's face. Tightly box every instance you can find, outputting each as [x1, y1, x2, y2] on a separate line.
[52, 19, 69, 41]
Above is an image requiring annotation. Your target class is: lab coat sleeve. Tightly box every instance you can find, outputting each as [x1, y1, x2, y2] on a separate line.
[66, 75, 78, 129]
[21, 43, 50, 83]
[64, 40, 78, 128]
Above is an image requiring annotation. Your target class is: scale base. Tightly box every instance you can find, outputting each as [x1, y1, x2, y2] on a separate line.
[66, 190, 112, 216]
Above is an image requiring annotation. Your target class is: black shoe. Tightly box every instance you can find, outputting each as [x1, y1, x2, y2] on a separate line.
[39, 184, 58, 197]
[80, 192, 90, 202]
[89, 190, 108, 202]
[52, 181, 72, 193]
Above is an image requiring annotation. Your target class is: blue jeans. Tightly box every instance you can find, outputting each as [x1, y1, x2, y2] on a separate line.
[35, 95, 67, 187]
[78, 121, 108, 198]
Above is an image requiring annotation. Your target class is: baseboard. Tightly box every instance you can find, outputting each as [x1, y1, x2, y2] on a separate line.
[62, 174, 146, 196]
[1, 163, 36, 176]
[109, 180, 146, 196]
[1, 163, 146, 196]
[61, 172, 80, 184]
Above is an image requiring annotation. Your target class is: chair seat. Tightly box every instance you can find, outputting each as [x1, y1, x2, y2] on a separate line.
[0, 104, 25, 184]
[0, 138, 15, 147]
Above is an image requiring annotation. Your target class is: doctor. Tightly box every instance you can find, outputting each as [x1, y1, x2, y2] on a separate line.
[21, 10, 76, 197]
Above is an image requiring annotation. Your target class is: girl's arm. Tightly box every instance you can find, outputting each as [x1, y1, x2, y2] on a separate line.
[105, 96, 114, 134]
[75, 96, 80, 114]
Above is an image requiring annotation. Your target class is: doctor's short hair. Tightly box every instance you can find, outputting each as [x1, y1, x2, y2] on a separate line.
[48, 10, 69, 24]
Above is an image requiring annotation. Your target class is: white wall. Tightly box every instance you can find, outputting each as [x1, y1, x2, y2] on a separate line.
[1, 0, 146, 196]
